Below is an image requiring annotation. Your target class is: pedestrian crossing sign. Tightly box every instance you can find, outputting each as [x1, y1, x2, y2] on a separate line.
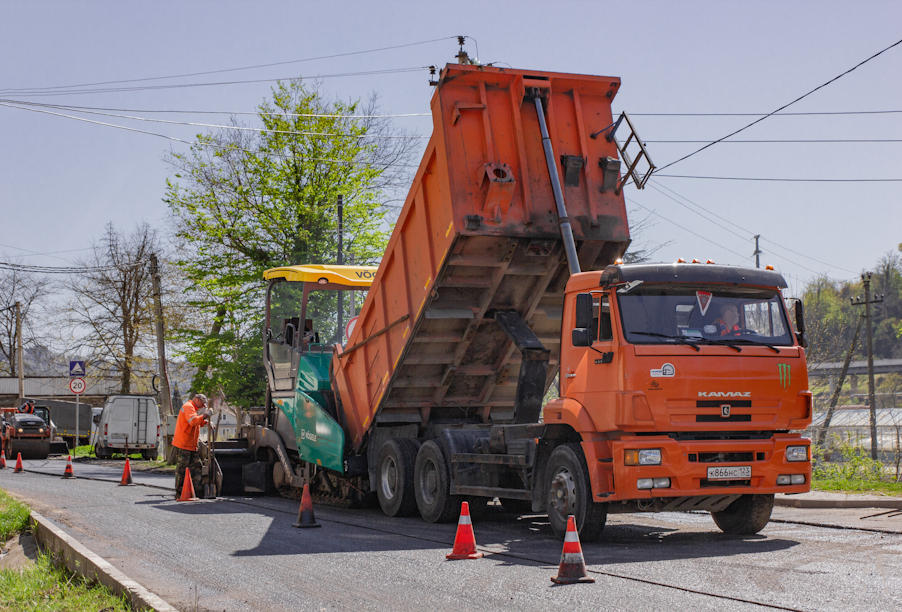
[69, 361, 86, 377]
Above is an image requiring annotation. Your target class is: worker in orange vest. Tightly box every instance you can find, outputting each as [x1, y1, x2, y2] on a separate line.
[18, 399, 35, 414]
[172, 393, 212, 498]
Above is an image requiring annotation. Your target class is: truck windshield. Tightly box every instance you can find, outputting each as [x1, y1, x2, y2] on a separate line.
[617, 285, 793, 347]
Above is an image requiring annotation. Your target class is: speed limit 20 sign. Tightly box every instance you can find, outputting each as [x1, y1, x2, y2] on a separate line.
[69, 378, 86, 394]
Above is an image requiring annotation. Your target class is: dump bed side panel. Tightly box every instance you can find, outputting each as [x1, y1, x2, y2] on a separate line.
[333, 64, 632, 453]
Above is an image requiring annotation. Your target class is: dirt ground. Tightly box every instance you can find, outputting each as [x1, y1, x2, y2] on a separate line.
[0, 533, 38, 570]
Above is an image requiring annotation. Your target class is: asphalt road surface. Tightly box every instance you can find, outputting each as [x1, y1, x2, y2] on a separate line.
[2, 459, 901, 612]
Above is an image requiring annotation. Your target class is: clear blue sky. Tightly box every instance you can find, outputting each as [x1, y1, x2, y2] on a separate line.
[2, 0, 900, 296]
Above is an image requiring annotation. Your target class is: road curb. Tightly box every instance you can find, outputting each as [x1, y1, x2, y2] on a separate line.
[775, 496, 902, 509]
[29, 511, 178, 612]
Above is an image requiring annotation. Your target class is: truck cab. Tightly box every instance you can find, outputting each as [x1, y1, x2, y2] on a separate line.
[548, 262, 812, 535]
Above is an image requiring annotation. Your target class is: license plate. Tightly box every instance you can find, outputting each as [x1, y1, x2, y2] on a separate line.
[707, 465, 751, 480]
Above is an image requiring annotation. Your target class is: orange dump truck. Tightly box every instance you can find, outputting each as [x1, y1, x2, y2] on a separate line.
[223, 61, 812, 540]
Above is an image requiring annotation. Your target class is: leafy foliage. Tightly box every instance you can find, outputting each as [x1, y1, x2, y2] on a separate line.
[0, 489, 30, 542]
[165, 80, 416, 407]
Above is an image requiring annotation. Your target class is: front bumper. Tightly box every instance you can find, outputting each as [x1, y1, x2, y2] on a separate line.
[601, 433, 811, 501]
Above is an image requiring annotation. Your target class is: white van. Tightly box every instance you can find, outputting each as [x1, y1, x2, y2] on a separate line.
[90, 396, 161, 459]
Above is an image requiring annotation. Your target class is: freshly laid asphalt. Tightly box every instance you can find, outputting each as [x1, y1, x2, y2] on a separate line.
[2, 458, 902, 612]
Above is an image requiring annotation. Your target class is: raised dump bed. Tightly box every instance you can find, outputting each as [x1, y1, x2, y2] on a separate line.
[332, 63, 632, 452]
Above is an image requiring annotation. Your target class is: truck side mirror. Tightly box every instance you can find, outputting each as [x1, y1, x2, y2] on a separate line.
[574, 293, 592, 329]
[792, 298, 808, 349]
[93, 414, 101, 424]
[572, 328, 592, 347]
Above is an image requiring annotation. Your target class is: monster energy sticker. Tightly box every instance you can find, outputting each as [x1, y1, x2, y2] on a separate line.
[778, 363, 791, 391]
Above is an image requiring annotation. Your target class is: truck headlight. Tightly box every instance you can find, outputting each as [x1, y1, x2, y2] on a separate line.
[18, 428, 23, 433]
[38, 428, 44, 433]
[625, 449, 662, 465]
[639, 449, 662, 465]
[786, 446, 809, 462]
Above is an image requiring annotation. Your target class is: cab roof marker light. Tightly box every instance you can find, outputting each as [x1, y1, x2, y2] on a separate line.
[691, 259, 700, 264]
[614, 258, 623, 265]
[765, 265, 774, 270]
[706, 260, 715, 264]
[676, 258, 685, 263]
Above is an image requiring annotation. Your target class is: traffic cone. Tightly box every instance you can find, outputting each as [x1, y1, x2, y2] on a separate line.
[292, 483, 321, 528]
[62, 455, 75, 479]
[178, 468, 198, 501]
[14, 452, 24, 473]
[119, 458, 135, 486]
[446, 501, 483, 560]
[551, 516, 595, 584]
[0, 453, 6, 469]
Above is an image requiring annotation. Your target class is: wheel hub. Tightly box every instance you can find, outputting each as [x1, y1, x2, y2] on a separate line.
[549, 468, 577, 519]
[380, 456, 398, 501]
[420, 459, 438, 505]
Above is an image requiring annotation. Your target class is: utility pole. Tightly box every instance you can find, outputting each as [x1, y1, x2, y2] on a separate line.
[15, 301, 24, 401]
[851, 272, 884, 460]
[336, 194, 344, 341]
[150, 254, 173, 417]
[752, 235, 762, 269]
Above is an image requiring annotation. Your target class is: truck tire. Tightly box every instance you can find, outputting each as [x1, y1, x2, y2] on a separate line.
[142, 450, 158, 461]
[376, 438, 419, 517]
[94, 443, 109, 459]
[545, 443, 607, 542]
[711, 494, 774, 535]
[414, 440, 462, 523]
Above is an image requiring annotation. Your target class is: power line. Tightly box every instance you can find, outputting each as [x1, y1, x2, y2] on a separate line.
[624, 197, 751, 261]
[1, 66, 430, 98]
[648, 180, 858, 275]
[0, 99, 430, 139]
[0, 36, 457, 94]
[0, 99, 432, 119]
[647, 139, 902, 144]
[0, 260, 143, 274]
[655, 36, 902, 172]
[0, 242, 92, 264]
[646, 184, 751, 241]
[655, 174, 902, 182]
[0, 101, 421, 168]
[627, 110, 902, 117]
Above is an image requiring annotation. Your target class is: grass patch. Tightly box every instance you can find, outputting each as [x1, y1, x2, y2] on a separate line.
[1, 490, 131, 611]
[70, 445, 94, 458]
[0, 552, 131, 612]
[812, 442, 902, 496]
[0, 489, 31, 542]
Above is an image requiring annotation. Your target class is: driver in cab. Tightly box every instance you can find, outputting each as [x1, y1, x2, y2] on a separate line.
[714, 304, 742, 336]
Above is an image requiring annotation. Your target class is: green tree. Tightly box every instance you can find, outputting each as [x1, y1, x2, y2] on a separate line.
[165, 79, 417, 407]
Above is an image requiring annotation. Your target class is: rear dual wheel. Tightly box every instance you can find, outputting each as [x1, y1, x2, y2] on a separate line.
[414, 440, 461, 523]
[376, 438, 420, 517]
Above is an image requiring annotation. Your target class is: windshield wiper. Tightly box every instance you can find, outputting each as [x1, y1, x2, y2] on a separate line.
[632, 331, 701, 352]
[699, 338, 742, 352]
[714, 337, 781, 353]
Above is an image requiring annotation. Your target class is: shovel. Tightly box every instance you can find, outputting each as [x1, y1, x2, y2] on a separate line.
[203, 413, 221, 499]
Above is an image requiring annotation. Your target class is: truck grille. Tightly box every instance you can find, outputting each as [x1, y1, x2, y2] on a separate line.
[696, 414, 751, 422]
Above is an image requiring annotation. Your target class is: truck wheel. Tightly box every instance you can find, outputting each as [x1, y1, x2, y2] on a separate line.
[142, 450, 158, 461]
[94, 444, 108, 459]
[376, 438, 419, 517]
[414, 441, 461, 523]
[545, 443, 607, 542]
[711, 494, 774, 535]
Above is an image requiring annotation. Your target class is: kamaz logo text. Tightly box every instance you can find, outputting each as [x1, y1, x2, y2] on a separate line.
[777, 363, 791, 391]
[698, 391, 751, 398]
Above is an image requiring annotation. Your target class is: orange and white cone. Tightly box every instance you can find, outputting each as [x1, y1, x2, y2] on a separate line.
[62, 455, 75, 479]
[551, 515, 595, 584]
[14, 452, 24, 473]
[446, 501, 483, 560]
[178, 468, 198, 501]
[292, 483, 321, 528]
[0, 452, 6, 469]
[119, 458, 135, 486]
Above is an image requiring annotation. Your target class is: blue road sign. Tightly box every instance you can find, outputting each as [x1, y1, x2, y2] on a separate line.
[69, 360, 86, 377]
